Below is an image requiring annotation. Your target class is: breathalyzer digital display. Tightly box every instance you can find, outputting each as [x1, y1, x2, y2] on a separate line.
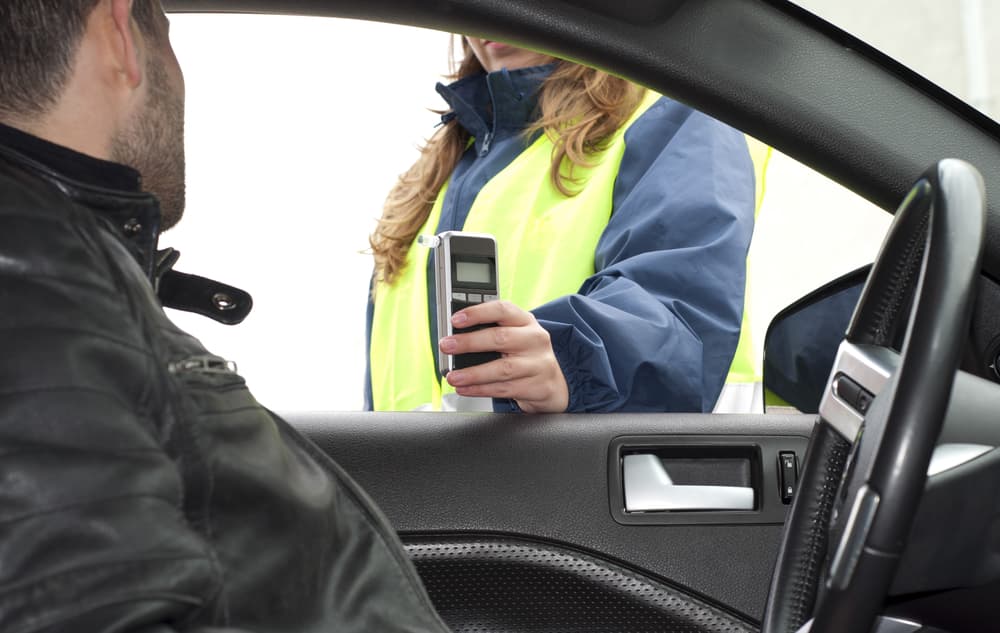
[420, 231, 501, 376]
[455, 260, 492, 284]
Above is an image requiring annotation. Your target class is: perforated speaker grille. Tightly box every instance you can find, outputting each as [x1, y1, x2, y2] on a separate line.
[405, 537, 757, 633]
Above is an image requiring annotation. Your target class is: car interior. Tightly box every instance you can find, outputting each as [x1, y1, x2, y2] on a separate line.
[163, 1, 1000, 632]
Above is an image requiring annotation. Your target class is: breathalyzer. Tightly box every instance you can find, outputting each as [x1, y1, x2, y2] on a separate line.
[418, 231, 501, 376]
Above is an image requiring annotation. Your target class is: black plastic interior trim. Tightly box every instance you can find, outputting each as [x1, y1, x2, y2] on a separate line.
[759, 0, 1000, 142]
[966, 273, 1000, 381]
[886, 369, 1000, 596]
[290, 411, 815, 619]
[886, 578, 1000, 633]
[553, 0, 686, 26]
[893, 445, 1000, 596]
[403, 534, 758, 633]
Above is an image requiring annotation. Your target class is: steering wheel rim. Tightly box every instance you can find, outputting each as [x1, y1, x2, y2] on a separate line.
[761, 159, 986, 633]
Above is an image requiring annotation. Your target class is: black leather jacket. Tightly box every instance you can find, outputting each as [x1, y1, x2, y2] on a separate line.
[0, 131, 450, 633]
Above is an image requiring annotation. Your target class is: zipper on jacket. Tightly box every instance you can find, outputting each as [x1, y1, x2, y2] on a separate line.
[480, 131, 493, 155]
[168, 354, 238, 375]
[482, 70, 499, 157]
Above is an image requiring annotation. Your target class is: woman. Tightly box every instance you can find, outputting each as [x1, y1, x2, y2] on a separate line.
[365, 37, 755, 413]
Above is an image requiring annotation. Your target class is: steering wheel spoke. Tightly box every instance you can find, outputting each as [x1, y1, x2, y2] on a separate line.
[818, 342, 898, 442]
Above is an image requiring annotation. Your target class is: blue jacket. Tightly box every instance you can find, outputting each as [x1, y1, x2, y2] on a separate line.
[365, 65, 755, 413]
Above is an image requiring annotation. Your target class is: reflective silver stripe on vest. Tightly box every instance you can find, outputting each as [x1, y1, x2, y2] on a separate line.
[411, 393, 495, 412]
[713, 382, 764, 413]
[417, 385, 763, 413]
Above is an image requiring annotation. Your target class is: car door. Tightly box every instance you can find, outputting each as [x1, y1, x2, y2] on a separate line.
[162, 0, 1000, 630]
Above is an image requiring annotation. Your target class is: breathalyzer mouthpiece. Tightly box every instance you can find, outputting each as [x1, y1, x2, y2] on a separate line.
[417, 234, 441, 249]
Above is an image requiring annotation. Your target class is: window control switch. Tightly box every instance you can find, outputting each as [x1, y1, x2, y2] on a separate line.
[779, 451, 799, 504]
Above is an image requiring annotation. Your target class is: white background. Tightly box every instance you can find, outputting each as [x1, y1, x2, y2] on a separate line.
[164, 14, 890, 413]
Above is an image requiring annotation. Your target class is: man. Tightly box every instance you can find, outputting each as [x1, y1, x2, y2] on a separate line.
[0, 2, 450, 631]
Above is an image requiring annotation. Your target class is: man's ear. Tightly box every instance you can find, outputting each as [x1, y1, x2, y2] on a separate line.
[109, 0, 143, 89]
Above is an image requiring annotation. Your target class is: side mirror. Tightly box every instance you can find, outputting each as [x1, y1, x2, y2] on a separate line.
[762, 267, 869, 412]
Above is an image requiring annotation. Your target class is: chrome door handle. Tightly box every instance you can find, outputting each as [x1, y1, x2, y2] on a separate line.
[623, 454, 755, 511]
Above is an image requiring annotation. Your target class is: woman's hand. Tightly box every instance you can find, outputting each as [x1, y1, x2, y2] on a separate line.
[439, 301, 569, 413]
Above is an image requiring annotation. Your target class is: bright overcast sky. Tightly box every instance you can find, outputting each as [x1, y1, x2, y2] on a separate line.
[164, 15, 451, 411]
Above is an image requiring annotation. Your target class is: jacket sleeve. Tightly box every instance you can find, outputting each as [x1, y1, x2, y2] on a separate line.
[0, 202, 236, 632]
[509, 99, 755, 413]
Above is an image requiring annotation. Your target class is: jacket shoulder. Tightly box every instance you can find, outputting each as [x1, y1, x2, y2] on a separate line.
[0, 158, 121, 292]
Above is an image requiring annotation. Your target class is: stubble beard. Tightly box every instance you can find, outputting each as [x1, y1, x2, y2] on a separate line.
[111, 55, 186, 231]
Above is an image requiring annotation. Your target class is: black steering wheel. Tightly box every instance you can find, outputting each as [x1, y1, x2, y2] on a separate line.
[761, 159, 987, 633]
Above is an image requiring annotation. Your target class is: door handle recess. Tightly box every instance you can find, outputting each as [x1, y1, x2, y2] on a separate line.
[623, 454, 755, 512]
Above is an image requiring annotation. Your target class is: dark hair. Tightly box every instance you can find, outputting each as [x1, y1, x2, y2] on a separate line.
[0, 0, 161, 118]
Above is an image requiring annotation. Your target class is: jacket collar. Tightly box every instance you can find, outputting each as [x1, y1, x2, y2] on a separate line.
[0, 122, 143, 192]
[0, 123, 254, 325]
[436, 63, 556, 157]
[0, 123, 162, 280]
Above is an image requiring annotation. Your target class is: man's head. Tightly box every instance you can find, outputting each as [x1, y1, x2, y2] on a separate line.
[0, 0, 187, 229]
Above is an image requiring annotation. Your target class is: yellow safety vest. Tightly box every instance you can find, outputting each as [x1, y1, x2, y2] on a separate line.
[371, 91, 767, 411]
[714, 137, 771, 413]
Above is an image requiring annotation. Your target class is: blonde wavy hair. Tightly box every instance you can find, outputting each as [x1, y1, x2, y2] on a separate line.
[370, 38, 646, 288]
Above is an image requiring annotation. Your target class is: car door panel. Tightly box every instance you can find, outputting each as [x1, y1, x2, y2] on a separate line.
[403, 535, 758, 633]
[289, 412, 815, 619]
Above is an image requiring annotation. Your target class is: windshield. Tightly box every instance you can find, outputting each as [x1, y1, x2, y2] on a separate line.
[795, 0, 999, 120]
